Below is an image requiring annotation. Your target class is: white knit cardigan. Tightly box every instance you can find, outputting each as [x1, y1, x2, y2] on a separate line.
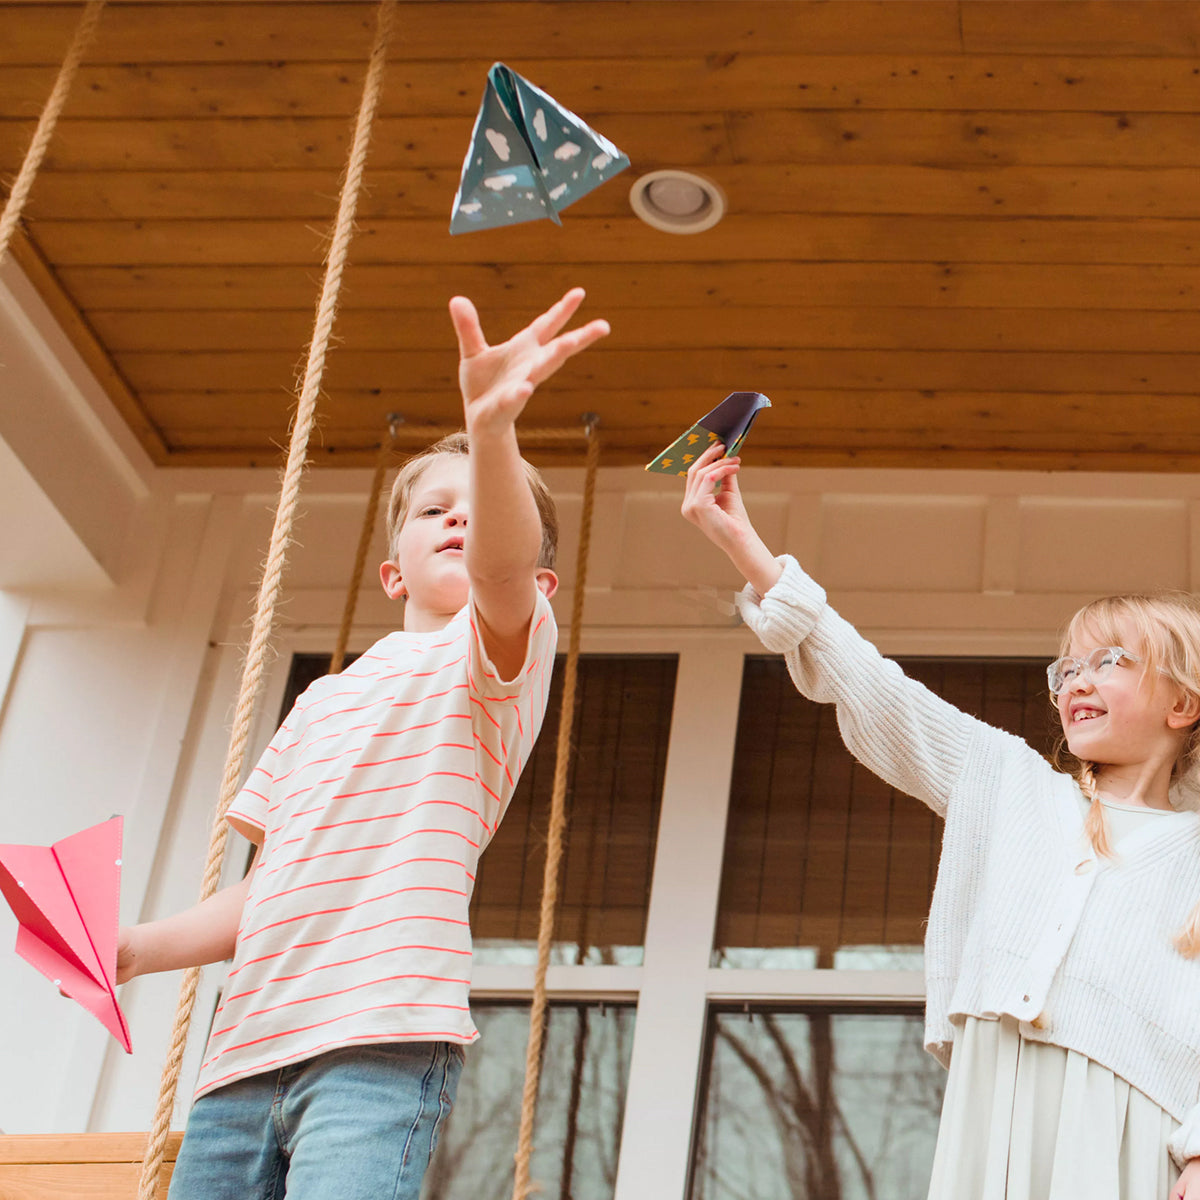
[737, 556, 1200, 1162]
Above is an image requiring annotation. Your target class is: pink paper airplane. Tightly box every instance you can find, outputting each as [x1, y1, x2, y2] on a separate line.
[0, 816, 131, 1052]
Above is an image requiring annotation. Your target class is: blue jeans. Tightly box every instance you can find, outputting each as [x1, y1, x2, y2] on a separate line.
[168, 1042, 464, 1200]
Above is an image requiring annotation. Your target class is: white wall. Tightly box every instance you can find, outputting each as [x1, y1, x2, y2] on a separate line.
[3, 255, 1200, 1195]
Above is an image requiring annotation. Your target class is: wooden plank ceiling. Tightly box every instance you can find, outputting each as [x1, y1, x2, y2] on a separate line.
[3, 0, 1200, 470]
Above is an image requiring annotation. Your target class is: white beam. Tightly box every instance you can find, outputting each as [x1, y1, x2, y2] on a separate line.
[0, 254, 149, 587]
[613, 643, 744, 1200]
[58, 496, 243, 1131]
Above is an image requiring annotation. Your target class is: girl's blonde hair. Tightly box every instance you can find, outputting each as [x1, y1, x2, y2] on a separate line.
[1051, 592, 1200, 955]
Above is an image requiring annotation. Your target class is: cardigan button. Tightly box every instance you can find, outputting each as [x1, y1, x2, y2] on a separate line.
[1022, 994, 1030, 1002]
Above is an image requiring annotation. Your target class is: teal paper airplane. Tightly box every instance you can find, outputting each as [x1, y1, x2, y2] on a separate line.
[450, 63, 630, 234]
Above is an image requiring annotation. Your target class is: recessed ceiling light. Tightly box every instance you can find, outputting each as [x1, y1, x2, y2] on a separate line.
[629, 169, 726, 234]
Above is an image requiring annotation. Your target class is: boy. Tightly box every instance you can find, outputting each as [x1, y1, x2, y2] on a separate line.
[116, 288, 609, 1199]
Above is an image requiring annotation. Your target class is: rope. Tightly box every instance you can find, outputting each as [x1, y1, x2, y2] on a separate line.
[329, 416, 401, 674]
[136, 4, 397, 1195]
[511, 415, 601, 1200]
[386, 424, 591, 444]
[0, 0, 105, 263]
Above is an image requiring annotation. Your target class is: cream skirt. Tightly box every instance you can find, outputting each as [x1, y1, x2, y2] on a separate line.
[927, 1015, 1179, 1200]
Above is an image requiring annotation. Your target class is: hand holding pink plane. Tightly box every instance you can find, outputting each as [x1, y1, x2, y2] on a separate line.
[0, 815, 131, 1052]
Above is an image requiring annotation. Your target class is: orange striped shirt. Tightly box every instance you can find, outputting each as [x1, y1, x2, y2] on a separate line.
[194, 594, 557, 1099]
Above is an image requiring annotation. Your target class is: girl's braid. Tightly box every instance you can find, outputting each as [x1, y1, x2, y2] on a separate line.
[1078, 761, 1115, 859]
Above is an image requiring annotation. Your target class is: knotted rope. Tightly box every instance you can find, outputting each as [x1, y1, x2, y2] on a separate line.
[136, 4, 397, 1195]
[0, 0, 106, 263]
[329, 415, 401, 674]
[511, 415, 601, 1200]
[383, 423, 592, 445]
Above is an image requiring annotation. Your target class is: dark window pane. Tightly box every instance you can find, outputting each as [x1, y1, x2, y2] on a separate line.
[691, 1007, 944, 1200]
[714, 657, 1057, 968]
[470, 654, 677, 966]
[278, 651, 360, 718]
[423, 1001, 636, 1200]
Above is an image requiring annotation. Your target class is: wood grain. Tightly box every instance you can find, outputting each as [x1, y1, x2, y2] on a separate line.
[7, 53, 1200, 114]
[117, 346, 1200, 393]
[0, 1133, 182, 1200]
[0, 4, 967, 66]
[4, 0, 1200, 470]
[92, 306, 1200, 355]
[19, 164, 1200, 222]
[30, 214, 1200, 267]
[57, 262, 1200, 312]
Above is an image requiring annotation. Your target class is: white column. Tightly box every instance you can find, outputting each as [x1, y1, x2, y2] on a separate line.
[60, 495, 243, 1131]
[613, 641, 745, 1200]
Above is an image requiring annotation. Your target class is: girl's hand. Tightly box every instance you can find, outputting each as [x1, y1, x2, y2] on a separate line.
[682, 442, 782, 595]
[1173, 1158, 1200, 1200]
[681, 442, 753, 554]
[449, 288, 609, 437]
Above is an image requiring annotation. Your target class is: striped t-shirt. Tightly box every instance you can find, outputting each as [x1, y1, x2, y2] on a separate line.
[193, 593, 557, 1099]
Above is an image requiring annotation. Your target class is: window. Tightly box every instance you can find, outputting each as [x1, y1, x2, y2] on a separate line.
[712, 657, 1057, 969]
[423, 1001, 636, 1200]
[691, 1005, 944, 1200]
[278, 651, 673, 1198]
[471, 654, 677, 965]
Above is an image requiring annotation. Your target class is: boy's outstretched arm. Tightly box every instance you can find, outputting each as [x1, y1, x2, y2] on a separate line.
[115, 843, 261, 984]
[450, 288, 609, 678]
[681, 442, 783, 596]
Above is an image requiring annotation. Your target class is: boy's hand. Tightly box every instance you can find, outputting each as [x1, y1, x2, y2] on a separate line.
[63, 925, 138, 994]
[59, 927, 137, 996]
[682, 441, 782, 596]
[115, 925, 139, 984]
[449, 288, 609, 437]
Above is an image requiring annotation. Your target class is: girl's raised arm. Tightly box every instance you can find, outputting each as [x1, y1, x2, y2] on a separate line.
[683, 445, 1044, 816]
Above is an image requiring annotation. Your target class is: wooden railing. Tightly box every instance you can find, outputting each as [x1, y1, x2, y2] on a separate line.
[0, 1133, 182, 1199]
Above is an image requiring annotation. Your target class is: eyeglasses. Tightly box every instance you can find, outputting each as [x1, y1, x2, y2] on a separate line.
[1046, 646, 1141, 696]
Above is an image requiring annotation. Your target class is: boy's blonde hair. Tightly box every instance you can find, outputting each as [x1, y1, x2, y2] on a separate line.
[384, 431, 558, 570]
[1050, 592, 1200, 955]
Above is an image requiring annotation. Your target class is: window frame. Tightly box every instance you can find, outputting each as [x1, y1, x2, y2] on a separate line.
[215, 622, 1058, 1200]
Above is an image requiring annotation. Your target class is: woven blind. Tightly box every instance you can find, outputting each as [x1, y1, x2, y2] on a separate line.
[471, 654, 677, 962]
[714, 656, 1057, 966]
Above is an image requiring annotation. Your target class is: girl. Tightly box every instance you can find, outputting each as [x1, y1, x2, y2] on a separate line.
[682, 442, 1200, 1200]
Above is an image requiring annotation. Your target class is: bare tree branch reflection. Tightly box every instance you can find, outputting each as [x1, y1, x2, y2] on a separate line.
[422, 1002, 634, 1200]
[691, 1010, 943, 1200]
[719, 1020, 831, 1198]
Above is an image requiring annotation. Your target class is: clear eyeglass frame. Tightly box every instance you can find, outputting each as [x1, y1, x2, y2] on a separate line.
[1046, 645, 1141, 696]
